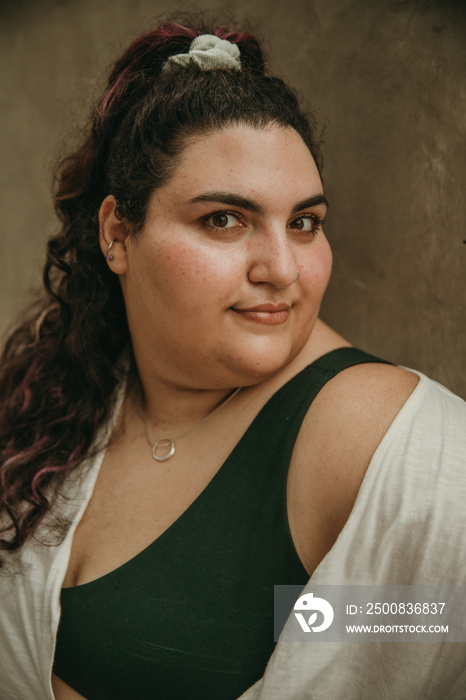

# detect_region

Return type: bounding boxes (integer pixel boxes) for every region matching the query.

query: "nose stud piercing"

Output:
[104,239,116,261]
[294,270,300,282]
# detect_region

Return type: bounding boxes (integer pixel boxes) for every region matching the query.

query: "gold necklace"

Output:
[141,387,241,462]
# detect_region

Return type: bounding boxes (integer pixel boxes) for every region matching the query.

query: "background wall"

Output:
[1,0,465,396]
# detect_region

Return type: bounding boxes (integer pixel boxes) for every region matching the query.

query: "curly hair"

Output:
[0,16,323,564]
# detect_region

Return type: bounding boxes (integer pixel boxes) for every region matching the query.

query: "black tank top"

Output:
[53,348,389,699]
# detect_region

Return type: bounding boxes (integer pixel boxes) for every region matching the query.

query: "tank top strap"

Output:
[309,346,392,373]
[235,346,393,482]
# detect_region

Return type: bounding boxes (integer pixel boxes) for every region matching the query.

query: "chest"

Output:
[55,410,317,698]
[63,362,370,588]
[65,432,305,582]
[63,419,355,595]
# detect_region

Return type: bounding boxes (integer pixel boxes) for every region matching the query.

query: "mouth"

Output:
[230,303,291,325]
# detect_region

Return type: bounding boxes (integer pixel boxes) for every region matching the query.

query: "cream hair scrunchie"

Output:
[162,34,241,73]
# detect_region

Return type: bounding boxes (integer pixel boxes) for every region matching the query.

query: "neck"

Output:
[128,371,239,434]
[126,317,342,431]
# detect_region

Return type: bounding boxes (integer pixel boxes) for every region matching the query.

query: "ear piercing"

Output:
[104,239,116,261]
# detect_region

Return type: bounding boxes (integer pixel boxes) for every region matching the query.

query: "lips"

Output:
[231,303,291,325]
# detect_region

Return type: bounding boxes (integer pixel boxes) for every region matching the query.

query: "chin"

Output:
[225,343,303,384]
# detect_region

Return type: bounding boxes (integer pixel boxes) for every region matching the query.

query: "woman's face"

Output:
[119,124,332,389]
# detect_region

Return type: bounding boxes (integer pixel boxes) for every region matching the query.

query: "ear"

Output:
[99,195,129,275]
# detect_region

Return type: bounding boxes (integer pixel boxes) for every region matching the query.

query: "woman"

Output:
[0,18,465,700]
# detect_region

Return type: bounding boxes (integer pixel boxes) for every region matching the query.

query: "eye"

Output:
[289,214,324,234]
[203,211,241,229]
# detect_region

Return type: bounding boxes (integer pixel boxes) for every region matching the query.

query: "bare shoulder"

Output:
[311,361,420,430]
[287,362,420,574]
[299,321,420,428]
[303,362,420,476]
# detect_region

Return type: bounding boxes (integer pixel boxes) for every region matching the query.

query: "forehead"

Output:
[160,124,322,203]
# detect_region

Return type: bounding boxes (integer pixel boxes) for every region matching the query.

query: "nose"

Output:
[247,227,299,289]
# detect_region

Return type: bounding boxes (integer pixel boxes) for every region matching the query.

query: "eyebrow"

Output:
[291,195,329,214]
[187,191,328,215]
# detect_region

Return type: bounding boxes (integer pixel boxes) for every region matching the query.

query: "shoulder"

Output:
[304,360,466,488]
[287,361,421,571]
[291,358,466,559]
[295,323,422,441]
[312,362,466,467]
[288,360,466,576]
[304,361,421,459]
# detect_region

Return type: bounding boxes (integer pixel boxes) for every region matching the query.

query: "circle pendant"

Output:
[151,437,176,462]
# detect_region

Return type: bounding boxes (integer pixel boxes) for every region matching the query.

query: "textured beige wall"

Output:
[1,0,465,396]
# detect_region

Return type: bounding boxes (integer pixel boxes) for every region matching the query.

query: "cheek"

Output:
[301,237,333,293]
[141,237,242,307]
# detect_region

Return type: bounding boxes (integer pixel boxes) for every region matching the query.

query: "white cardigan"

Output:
[1,372,466,700]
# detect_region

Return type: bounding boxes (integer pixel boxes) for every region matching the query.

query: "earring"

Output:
[104,239,116,261]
